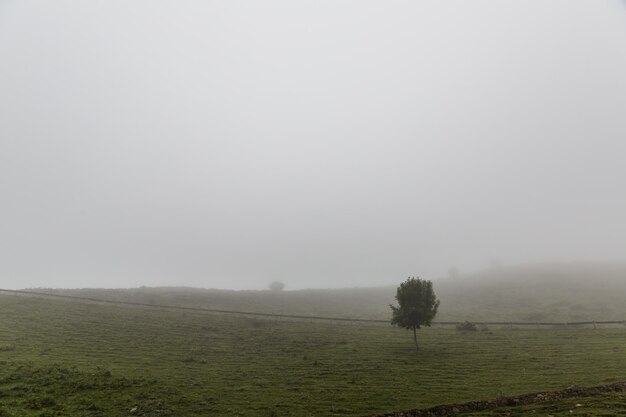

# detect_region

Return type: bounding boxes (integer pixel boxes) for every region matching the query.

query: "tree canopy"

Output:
[390,277,440,350]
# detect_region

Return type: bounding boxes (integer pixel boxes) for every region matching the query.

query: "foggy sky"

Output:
[1,1,626,290]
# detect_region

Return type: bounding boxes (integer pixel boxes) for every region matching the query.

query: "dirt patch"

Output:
[370,381,626,416]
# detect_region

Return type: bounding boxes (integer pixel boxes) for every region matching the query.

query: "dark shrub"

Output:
[456,321,478,331]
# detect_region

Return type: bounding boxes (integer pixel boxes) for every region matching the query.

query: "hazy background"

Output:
[1,1,625,290]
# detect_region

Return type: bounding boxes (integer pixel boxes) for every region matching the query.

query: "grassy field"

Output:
[1,293,626,416]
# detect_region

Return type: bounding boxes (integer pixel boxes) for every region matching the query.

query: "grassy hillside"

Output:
[34,262,626,322]
[438,262,626,322]
[1,293,626,416]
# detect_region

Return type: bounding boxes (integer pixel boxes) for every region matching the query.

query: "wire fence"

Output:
[1,288,624,328]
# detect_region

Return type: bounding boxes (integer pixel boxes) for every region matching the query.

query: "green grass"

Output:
[1,294,626,416]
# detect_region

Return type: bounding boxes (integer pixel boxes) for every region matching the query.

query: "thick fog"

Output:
[1,1,625,289]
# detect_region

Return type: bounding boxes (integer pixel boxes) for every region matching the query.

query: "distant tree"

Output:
[448,266,460,279]
[268,281,285,291]
[489,258,502,269]
[390,277,440,351]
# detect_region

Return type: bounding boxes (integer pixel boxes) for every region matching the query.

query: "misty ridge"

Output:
[33,262,626,322]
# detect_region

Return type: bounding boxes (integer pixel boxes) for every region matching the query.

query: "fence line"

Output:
[0,288,624,327]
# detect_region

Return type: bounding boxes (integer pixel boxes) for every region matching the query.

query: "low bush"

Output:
[456,321,478,332]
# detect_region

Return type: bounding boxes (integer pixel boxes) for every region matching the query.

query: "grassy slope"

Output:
[1,294,626,417]
[36,262,626,322]
[439,262,626,322]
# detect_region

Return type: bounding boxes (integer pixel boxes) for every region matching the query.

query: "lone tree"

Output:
[390,277,440,351]
[268,281,285,291]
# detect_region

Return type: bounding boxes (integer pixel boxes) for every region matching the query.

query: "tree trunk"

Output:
[412,325,418,351]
